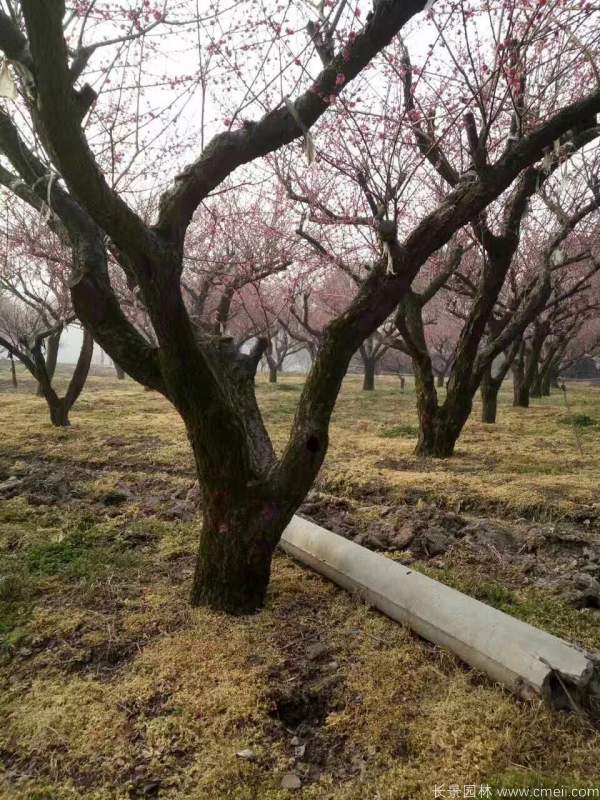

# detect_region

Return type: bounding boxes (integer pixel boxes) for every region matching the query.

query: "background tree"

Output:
[0,205,93,425]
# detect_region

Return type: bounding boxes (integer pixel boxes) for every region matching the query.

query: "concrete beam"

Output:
[280,515,600,710]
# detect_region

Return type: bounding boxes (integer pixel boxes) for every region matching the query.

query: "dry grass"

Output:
[0,365,599,799]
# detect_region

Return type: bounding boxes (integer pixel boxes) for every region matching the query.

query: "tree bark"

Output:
[513,376,530,408]
[114,363,125,380]
[512,342,529,408]
[36,328,94,427]
[47,397,70,426]
[530,365,542,398]
[182,342,287,613]
[396,292,468,458]
[36,329,61,396]
[190,495,279,613]
[415,395,472,458]
[541,371,551,396]
[268,364,278,383]
[362,357,376,391]
[480,366,500,424]
[436,373,445,388]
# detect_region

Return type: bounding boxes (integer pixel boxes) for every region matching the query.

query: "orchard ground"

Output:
[1,365,600,800]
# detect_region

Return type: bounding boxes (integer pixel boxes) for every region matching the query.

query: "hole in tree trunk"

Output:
[306,435,319,453]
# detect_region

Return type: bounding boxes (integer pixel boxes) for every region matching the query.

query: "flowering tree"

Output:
[534,281,600,395]
[387,2,600,454]
[0,203,93,424]
[0,0,599,612]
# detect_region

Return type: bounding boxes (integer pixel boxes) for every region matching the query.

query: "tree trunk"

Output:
[480,367,500,424]
[48,397,70,427]
[182,347,286,613]
[114,363,125,380]
[38,329,94,428]
[396,292,467,458]
[512,347,530,408]
[268,364,278,383]
[513,378,530,408]
[411,348,469,458]
[37,330,61,397]
[530,366,542,398]
[9,353,17,389]
[190,495,280,613]
[436,373,445,388]
[362,358,376,391]
[415,398,471,458]
[541,371,551,396]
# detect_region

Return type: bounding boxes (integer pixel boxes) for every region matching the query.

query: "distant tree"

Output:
[0,294,92,426]
[0,207,93,424]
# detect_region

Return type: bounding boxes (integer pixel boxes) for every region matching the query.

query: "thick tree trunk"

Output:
[114,363,125,380]
[158,335,288,614]
[184,375,286,612]
[268,364,278,383]
[362,358,376,391]
[480,368,500,424]
[48,397,70,427]
[415,398,471,458]
[190,496,280,613]
[37,330,61,397]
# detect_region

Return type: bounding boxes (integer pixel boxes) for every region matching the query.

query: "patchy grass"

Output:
[0,366,599,799]
[558,413,599,429]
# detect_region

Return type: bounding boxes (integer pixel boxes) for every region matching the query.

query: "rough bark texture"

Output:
[478,345,517,424]
[190,498,279,613]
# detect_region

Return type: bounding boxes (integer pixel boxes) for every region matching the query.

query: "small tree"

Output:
[0,207,93,425]
[0,294,93,426]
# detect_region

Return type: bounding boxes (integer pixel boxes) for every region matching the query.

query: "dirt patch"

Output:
[299,491,600,610]
[0,458,80,506]
[258,595,368,787]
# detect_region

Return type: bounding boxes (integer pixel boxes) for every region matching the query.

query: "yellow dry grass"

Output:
[0,366,599,799]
